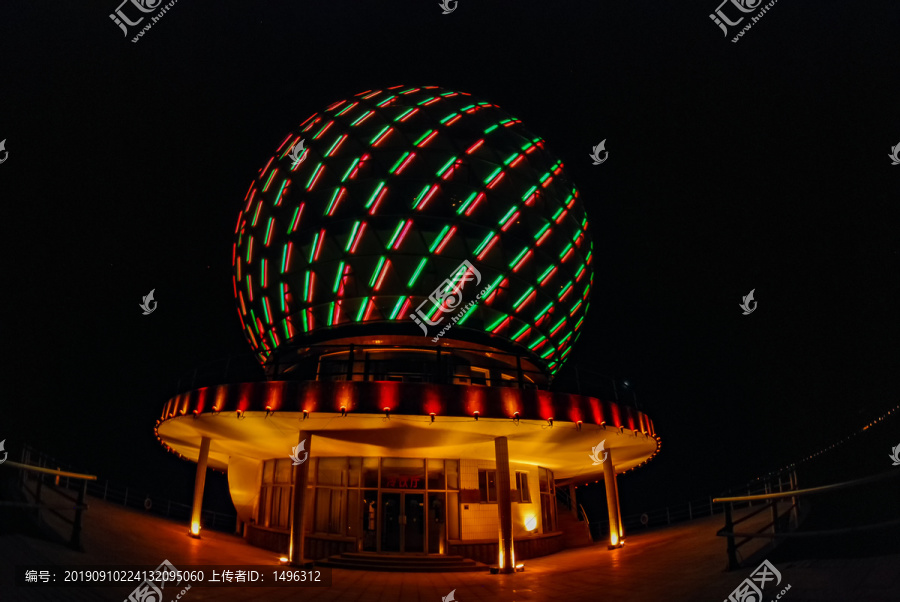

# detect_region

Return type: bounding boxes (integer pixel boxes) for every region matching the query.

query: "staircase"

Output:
[317,552,487,572]
[557,509,594,548]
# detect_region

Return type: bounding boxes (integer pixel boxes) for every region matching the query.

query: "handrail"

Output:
[1,460,97,481]
[716,468,899,570]
[169,343,643,405]
[713,469,899,503]
[729,500,772,527]
[719,518,900,539]
[10,445,237,544]
[4,458,93,549]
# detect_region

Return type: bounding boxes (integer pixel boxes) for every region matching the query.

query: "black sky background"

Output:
[2,1,898,517]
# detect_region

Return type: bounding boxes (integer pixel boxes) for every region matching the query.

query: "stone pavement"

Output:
[1,494,898,602]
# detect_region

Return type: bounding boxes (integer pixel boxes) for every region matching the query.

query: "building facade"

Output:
[155,85,659,568]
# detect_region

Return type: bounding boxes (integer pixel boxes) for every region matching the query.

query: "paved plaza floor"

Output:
[1,495,898,601]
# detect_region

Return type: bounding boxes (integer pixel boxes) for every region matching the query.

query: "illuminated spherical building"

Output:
[156,86,659,568]
[234,84,591,378]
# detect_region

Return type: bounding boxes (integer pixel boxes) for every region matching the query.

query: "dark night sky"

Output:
[3,1,898,516]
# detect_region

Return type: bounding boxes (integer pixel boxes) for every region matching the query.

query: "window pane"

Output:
[446,460,459,490]
[487,471,496,502]
[257,487,268,525]
[318,457,347,486]
[315,489,331,533]
[471,367,490,386]
[271,488,281,529]
[362,457,379,488]
[330,489,343,534]
[478,471,487,502]
[276,487,291,529]
[539,467,549,492]
[541,493,553,532]
[427,458,445,490]
[381,458,424,489]
[262,460,274,484]
[275,459,293,483]
[447,492,460,539]
[520,473,531,503]
[346,490,360,538]
[348,457,361,487]
[362,490,378,551]
[428,492,445,553]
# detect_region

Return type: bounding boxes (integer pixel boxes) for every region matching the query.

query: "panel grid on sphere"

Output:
[233,85,594,377]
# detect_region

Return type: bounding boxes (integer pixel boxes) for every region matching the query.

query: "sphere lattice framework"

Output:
[233,85,594,376]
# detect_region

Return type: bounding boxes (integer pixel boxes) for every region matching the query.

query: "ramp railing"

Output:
[0,457,97,550]
[713,469,900,570]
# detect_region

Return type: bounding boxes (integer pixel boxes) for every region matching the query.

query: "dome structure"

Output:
[158,86,658,562]
[233,85,593,381]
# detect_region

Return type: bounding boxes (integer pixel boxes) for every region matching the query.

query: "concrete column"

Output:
[288,431,312,565]
[190,436,211,537]
[495,436,514,573]
[603,447,624,548]
[614,463,624,540]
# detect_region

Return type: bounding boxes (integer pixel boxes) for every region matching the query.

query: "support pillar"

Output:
[603,447,624,548]
[288,431,312,566]
[189,436,211,537]
[614,463,623,538]
[495,436,515,573]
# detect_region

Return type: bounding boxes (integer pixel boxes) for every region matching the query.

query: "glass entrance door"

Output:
[403,493,424,553]
[381,492,401,552]
[380,492,425,553]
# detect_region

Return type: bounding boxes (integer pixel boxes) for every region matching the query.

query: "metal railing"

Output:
[1,457,96,549]
[555,485,594,542]
[80,479,237,532]
[171,344,645,413]
[172,343,551,395]
[568,469,793,539]
[622,494,724,531]
[4,446,237,537]
[713,469,900,570]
